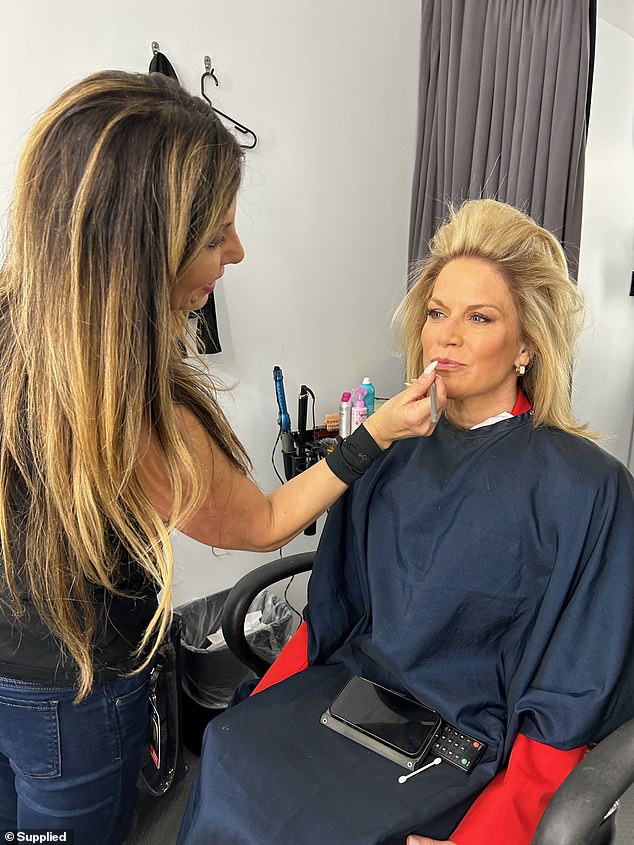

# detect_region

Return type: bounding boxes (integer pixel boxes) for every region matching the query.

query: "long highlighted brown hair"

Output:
[0,71,250,699]
[394,199,592,439]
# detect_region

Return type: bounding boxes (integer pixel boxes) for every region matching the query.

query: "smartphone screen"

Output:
[329,677,441,757]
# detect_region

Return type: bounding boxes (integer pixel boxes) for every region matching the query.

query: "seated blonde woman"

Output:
[177,199,634,845]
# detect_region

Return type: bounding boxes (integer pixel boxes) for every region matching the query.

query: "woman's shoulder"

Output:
[530,425,633,491]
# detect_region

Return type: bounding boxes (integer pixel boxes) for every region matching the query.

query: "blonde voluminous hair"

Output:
[394,199,592,438]
[0,71,250,699]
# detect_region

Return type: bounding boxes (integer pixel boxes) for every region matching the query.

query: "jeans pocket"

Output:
[0,695,60,777]
[113,672,151,708]
[112,672,151,762]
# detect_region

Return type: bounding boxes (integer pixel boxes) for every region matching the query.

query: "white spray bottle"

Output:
[339,391,352,438]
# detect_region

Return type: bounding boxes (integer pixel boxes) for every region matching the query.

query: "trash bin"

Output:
[175,588,294,754]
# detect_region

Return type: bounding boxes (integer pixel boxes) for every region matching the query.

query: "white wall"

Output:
[573,14,634,471]
[0,1,422,607]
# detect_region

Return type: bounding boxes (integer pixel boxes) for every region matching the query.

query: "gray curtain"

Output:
[409,0,593,274]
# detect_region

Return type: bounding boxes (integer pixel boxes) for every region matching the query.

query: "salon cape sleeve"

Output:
[452,459,634,844]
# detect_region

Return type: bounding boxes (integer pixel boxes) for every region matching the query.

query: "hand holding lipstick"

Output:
[363,360,446,450]
[405,360,442,421]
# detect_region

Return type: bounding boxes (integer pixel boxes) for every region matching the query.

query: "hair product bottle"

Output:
[361,377,375,415]
[339,392,352,438]
[350,386,368,431]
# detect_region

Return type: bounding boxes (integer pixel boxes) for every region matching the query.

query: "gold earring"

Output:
[515,365,526,376]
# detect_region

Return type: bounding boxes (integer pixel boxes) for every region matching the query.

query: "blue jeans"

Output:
[0,667,152,844]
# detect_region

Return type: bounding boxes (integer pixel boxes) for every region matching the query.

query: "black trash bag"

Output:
[175,589,294,754]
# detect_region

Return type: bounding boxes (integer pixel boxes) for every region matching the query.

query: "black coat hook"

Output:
[200,56,257,150]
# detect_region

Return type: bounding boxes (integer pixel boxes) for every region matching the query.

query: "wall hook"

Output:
[203,55,219,87]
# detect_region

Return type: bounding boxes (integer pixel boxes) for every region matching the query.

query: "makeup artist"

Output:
[0,70,443,843]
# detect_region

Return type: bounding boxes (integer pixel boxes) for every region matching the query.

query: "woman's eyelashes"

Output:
[426,308,444,320]
[425,308,491,324]
[207,235,226,249]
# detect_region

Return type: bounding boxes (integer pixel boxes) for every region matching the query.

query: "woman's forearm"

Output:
[141,372,446,552]
[253,456,350,551]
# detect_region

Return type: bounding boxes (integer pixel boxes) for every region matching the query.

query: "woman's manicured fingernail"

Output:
[423,360,438,375]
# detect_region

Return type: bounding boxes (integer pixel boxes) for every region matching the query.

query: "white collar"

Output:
[470,411,514,430]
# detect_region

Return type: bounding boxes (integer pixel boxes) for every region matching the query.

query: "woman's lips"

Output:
[202,272,223,295]
[434,358,466,371]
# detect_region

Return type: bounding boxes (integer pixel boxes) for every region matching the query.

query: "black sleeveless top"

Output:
[0,468,158,687]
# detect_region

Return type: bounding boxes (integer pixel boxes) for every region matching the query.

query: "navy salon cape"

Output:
[178,413,634,845]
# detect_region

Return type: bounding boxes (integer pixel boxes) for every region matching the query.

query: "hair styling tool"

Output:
[273,366,295,480]
[297,385,309,448]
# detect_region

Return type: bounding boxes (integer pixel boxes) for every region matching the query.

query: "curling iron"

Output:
[273,366,295,480]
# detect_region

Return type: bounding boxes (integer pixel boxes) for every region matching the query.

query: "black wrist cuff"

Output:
[325,424,384,485]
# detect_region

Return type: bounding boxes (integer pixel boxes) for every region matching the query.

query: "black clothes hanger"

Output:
[200,56,258,150]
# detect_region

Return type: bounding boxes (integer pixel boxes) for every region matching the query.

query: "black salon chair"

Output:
[221,552,634,845]
[222,552,315,677]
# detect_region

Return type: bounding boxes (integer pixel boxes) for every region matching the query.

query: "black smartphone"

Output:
[321,676,441,769]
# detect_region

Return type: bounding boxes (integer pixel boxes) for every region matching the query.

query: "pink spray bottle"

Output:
[350,386,368,431]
